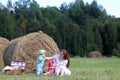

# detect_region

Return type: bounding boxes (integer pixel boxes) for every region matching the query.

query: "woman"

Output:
[46,49,71,76]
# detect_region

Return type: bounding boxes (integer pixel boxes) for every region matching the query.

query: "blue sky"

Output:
[0,0,120,18]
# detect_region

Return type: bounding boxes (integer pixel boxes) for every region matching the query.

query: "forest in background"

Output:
[0,0,120,57]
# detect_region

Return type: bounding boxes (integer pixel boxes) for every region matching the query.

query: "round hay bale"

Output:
[88,51,102,58]
[0,37,9,66]
[3,31,60,73]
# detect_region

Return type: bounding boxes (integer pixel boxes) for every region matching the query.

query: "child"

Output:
[44,59,56,75]
[36,49,46,75]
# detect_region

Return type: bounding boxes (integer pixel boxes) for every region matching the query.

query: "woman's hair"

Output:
[61,49,70,67]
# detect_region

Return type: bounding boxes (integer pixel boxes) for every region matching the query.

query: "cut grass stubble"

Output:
[0,58,120,80]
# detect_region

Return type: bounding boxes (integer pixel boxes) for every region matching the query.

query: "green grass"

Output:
[0,58,120,80]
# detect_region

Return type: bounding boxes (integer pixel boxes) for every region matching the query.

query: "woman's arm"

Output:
[45,57,53,60]
[58,63,67,67]
[45,54,58,60]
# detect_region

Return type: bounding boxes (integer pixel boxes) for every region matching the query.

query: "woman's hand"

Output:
[57,63,67,67]
[56,64,59,66]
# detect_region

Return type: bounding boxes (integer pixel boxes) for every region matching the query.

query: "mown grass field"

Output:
[0,58,120,80]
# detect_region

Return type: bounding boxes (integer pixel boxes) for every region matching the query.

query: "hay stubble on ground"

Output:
[0,58,120,80]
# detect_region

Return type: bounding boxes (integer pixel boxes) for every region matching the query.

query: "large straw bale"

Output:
[0,37,9,66]
[3,31,60,73]
[88,51,102,58]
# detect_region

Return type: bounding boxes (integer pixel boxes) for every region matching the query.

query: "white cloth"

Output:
[2,66,14,73]
[2,66,21,73]
[53,54,71,75]
[64,67,71,76]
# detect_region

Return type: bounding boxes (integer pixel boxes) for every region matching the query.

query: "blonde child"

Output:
[36,49,46,75]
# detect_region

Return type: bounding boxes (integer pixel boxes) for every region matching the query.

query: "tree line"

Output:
[0,0,120,57]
